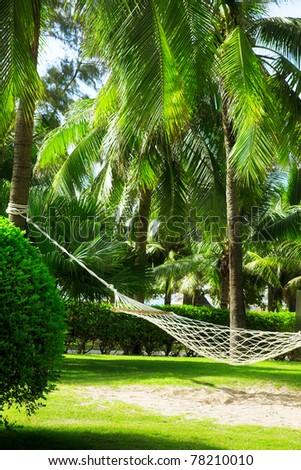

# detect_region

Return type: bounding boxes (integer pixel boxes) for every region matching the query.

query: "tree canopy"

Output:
[1,0,301,319]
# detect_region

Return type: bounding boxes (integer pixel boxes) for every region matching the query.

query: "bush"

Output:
[246,310,295,332]
[65,302,117,354]
[157,304,295,331]
[0,217,66,423]
[65,301,174,356]
[65,302,296,357]
[156,304,230,325]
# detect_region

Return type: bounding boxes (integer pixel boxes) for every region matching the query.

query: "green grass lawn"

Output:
[1,354,301,450]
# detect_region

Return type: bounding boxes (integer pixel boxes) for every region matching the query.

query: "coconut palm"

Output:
[36,81,230,306]
[27,1,301,326]
[1,0,102,230]
[1,0,43,230]
[73,0,301,329]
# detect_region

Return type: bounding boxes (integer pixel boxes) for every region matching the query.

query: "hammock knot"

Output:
[108,284,118,295]
[6,203,29,216]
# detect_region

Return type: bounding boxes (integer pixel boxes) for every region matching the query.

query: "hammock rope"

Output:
[6,206,301,365]
[112,291,301,365]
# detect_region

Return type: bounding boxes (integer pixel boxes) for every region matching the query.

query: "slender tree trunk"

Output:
[183,293,193,305]
[268,284,276,312]
[134,187,152,302]
[8,0,41,230]
[222,97,246,329]
[287,295,296,313]
[268,284,283,312]
[164,279,172,305]
[9,103,34,230]
[193,290,212,307]
[285,288,296,313]
[220,246,229,309]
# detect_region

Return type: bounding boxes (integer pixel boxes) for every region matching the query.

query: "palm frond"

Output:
[265,56,301,163]
[91,78,119,127]
[0,0,40,100]
[128,155,158,192]
[255,17,301,68]
[156,153,188,220]
[154,255,202,279]
[259,207,301,241]
[272,54,301,97]
[285,275,301,290]
[220,26,278,186]
[79,0,216,139]
[36,99,95,168]
[280,240,301,263]
[184,126,223,198]
[286,164,301,206]
[51,126,105,194]
[113,0,188,137]
[230,121,277,187]
[245,252,282,287]
[0,88,15,140]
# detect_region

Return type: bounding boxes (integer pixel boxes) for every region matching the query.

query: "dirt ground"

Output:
[81,384,301,429]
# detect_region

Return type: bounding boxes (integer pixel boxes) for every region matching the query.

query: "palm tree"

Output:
[36,83,230,306]
[1,0,43,230]
[1,0,102,230]
[74,0,301,329]
[23,0,299,330]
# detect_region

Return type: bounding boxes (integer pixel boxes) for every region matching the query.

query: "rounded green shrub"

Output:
[0,217,65,422]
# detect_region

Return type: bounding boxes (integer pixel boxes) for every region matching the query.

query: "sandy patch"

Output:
[81,385,301,429]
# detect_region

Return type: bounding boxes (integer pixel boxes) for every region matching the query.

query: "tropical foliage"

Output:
[1,0,301,322]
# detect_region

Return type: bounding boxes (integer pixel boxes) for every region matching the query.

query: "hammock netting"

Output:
[112,292,301,365]
[7,206,301,366]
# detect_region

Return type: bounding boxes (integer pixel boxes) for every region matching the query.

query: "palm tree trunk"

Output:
[8,0,41,231]
[164,279,172,305]
[268,284,283,312]
[134,187,152,302]
[183,293,193,305]
[9,103,34,230]
[268,284,276,311]
[222,98,246,329]
[287,294,296,313]
[192,290,212,307]
[220,246,229,309]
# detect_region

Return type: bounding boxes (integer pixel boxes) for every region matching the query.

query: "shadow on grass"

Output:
[2,356,301,451]
[1,420,300,451]
[61,355,301,389]
[0,427,221,451]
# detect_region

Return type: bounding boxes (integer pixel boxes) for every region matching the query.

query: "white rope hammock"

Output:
[112,294,301,365]
[6,205,301,365]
